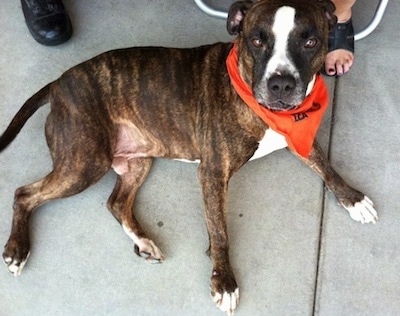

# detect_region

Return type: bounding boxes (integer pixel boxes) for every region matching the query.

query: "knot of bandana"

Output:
[226,43,329,158]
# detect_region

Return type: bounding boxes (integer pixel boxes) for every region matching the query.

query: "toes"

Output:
[334,60,351,76]
[3,251,30,276]
[335,61,345,76]
[3,238,31,276]
[134,239,165,264]
[324,61,336,76]
[345,196,378,224]
[122,224,165,264]
[211,268,239,315]
[324,49,354,76]
[212,288,239,315]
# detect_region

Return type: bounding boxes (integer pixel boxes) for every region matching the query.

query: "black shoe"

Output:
[21,0,72,46]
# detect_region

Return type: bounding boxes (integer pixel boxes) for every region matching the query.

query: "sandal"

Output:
[328,18,355,53]
[322,18,355,76]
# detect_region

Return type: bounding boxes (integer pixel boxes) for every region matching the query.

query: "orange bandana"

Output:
[226,43,329,158]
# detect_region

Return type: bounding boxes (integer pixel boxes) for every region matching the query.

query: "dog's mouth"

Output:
[262,100,300,112]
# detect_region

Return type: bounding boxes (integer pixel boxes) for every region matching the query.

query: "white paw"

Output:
[212,288,239,316]
[3,252,30,276]
[122,224,165,263]
[135,239,165,264]
[344,196,378,224]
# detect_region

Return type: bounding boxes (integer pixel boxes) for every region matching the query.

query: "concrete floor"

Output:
[0,0,398,315]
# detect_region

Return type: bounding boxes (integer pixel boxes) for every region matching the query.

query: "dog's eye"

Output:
[251,38,263,48]
[304,37,318,48]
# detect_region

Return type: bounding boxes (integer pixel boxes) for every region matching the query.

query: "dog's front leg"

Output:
[294,141,378,224]
[198,163,239,315]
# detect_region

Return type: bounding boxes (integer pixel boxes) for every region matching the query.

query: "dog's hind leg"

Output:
[2,158,110,276]
[107,157,164,264]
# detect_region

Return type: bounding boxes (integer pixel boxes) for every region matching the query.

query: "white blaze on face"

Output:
[264,6,297,79]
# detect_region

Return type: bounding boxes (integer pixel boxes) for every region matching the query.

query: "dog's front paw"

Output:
[210,269,239,315]
[212,288,239,316]
[134,238,165,264]
[343,196,378,224]
[3,238,30,276]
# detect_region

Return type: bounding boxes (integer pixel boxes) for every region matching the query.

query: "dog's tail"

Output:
[0,83,51,152]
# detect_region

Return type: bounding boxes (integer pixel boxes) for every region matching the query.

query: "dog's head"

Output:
[227,0,336,111]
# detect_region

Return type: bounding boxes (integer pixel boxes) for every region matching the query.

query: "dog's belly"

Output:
[175,128,287,164]
[111,123,287,170]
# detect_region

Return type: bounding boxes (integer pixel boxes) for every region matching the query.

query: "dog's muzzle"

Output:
[267,74,298,110]
[255,73,305,111]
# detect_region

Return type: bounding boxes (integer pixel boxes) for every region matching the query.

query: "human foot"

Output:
[324,18,354,76]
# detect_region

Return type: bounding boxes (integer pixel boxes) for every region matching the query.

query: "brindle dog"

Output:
[1,0,377,314]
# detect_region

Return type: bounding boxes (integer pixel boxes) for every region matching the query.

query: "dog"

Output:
[1,0,377,314]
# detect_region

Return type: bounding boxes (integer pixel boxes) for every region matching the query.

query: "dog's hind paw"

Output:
[4,253,29,276]
[122,224,165,263]
[344,196,378,224]
[3,244,30,277]
[134,239,165,264]
[3,237,31,276]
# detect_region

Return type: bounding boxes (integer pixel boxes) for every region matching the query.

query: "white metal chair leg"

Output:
[354,0,389,40]
[194,0,389,41]
[194,0,228,19]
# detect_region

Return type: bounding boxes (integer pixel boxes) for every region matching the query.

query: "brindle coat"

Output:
[1,1,377,314]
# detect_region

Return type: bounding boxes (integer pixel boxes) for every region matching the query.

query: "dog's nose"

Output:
[267,74,296,99]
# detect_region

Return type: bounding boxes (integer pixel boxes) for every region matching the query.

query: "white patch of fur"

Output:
[122,224,140,244]
[122,224,165,263]
[5,251,30,276]
[250,129,287,160]
[306,75,316,96]
[212,288,239,316]
[174,158,200,163]
[264,6,297,79]
[343,196,378,224]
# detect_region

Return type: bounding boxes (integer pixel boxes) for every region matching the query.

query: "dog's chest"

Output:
[249,128,287,160]
[176,128,287,164]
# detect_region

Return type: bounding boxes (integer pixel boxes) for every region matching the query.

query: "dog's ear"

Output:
[318,0,338,29]
[227,1,255,35]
